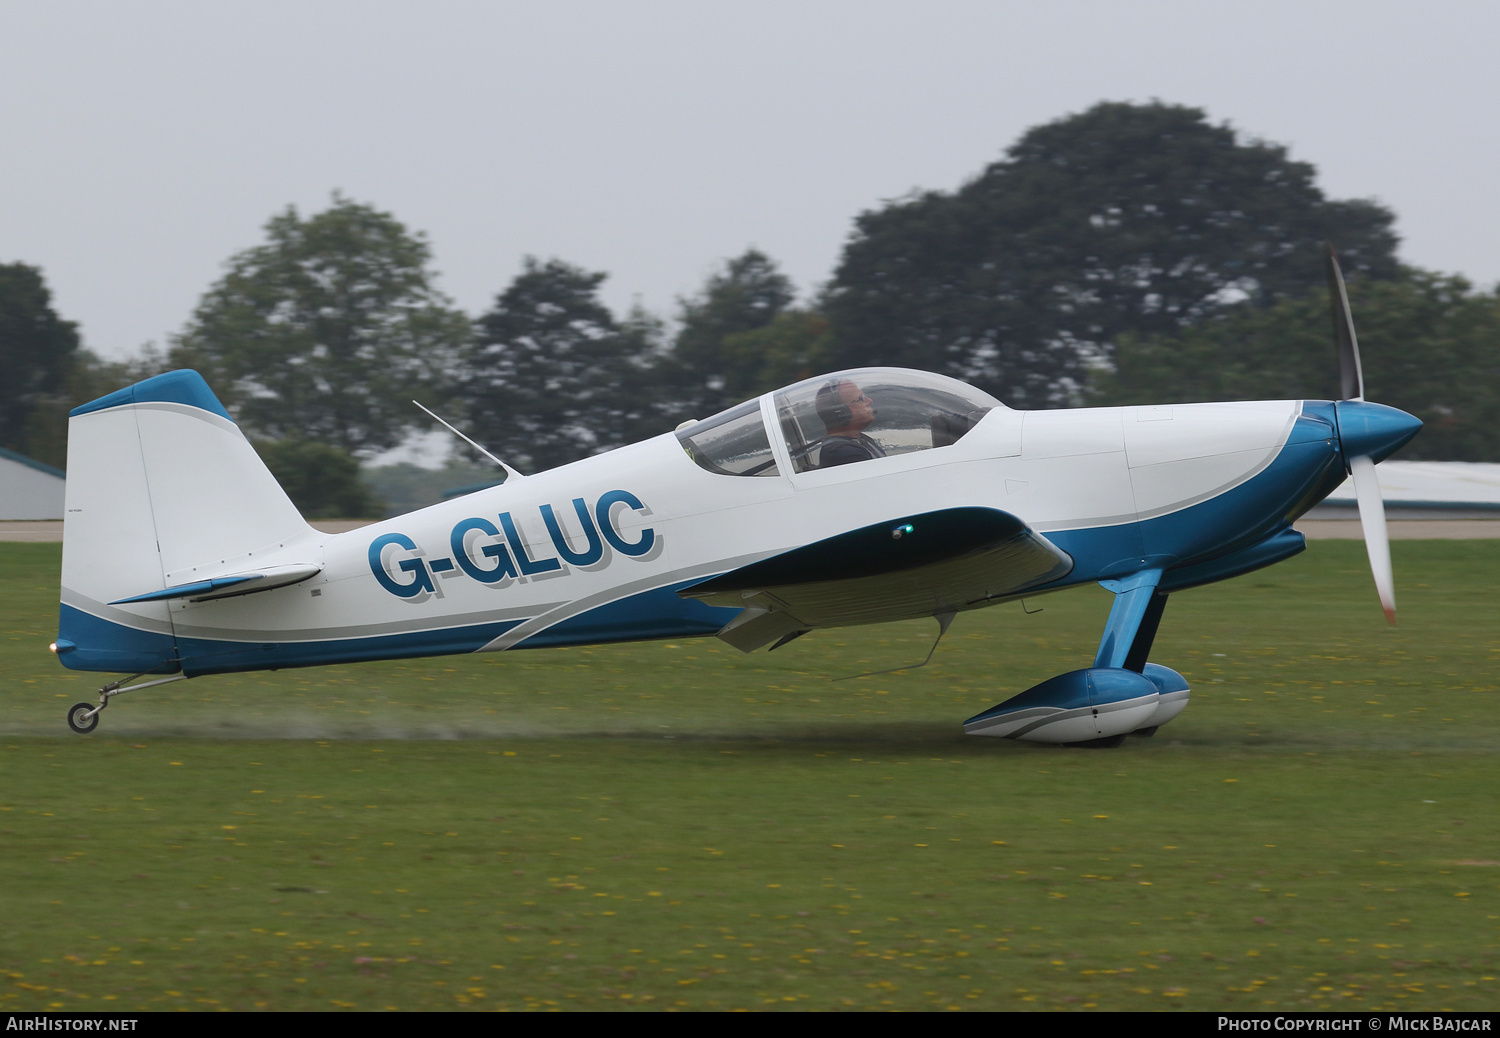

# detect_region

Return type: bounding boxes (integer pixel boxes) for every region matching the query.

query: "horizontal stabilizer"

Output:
[109,564,322,605]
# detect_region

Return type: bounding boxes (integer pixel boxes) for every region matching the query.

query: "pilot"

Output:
[815,379,887,467]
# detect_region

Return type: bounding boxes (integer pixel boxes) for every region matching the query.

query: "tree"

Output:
[363,458,502,518]
[823,101,1402,407]
[461,258,666,473]
[1094,269,1500,460]
[670,249,797,416]
[21,346,172,470]
[252,438,383,519]
[171,194,470,456]
[714,309,837,402]
[0,264,81,459]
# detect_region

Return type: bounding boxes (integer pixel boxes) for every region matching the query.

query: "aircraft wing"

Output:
[678,507,1073,652]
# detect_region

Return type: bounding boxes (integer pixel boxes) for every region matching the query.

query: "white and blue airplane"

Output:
[53,248,1421,745]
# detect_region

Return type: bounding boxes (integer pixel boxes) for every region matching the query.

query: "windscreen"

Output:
[675,400,781,477]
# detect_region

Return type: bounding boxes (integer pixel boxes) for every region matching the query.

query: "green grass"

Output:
[2,541,1498,1011]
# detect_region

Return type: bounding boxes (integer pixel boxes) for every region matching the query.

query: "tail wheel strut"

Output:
[64,672,187,734]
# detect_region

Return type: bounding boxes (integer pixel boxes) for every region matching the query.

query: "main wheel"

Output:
[1067,734,1126,749]
[67,703,99,734]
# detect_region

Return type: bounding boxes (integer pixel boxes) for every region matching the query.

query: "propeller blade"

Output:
[1324,243,1365,401]
[1349,453,1395,625]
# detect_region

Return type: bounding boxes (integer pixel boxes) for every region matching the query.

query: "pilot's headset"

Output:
[815,379,854,430]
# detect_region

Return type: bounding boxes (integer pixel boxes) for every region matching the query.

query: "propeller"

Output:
[1324,244,1396,624]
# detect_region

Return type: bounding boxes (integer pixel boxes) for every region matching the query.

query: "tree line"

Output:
[4,102,1496,516]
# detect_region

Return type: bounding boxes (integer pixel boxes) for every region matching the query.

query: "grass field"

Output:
[2,540,1498,1011]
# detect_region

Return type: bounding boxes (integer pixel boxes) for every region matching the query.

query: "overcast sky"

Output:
[3,0,1497,361]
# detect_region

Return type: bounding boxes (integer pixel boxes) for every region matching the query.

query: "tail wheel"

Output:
[67,703,99,734]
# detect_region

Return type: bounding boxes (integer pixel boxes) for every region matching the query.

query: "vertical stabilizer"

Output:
[57,370,315,673]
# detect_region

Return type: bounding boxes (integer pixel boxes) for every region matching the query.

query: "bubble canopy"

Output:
[676,368,1004,477]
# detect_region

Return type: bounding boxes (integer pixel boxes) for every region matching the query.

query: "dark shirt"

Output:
[819,434,887,468]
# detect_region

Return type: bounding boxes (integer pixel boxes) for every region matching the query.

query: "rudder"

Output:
[56,370,315,673]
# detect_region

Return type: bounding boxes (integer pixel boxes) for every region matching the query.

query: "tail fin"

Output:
[56,370,315,673]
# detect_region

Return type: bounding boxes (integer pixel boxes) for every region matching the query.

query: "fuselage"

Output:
[92,394,1346,677]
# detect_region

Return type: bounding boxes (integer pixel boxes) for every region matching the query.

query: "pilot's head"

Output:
[815,379,875,435]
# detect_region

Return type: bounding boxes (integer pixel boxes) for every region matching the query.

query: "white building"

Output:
[0,448,66,520]
[1313,460,1500,518]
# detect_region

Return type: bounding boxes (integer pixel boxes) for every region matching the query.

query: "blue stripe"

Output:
[175,619,527,677]
[60,583,735,677]
[512,584,738,650]
[1040,423,1343,586]
[167,581,734,672]
[57,604,180,674]
[70,370,234,422]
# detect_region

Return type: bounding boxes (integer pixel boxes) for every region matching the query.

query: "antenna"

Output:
[412,400,525,482]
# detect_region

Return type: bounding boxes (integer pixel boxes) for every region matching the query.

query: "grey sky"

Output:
[3,0,1497,361]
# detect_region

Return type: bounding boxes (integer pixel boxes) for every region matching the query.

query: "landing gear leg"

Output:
[64,672,187,734]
